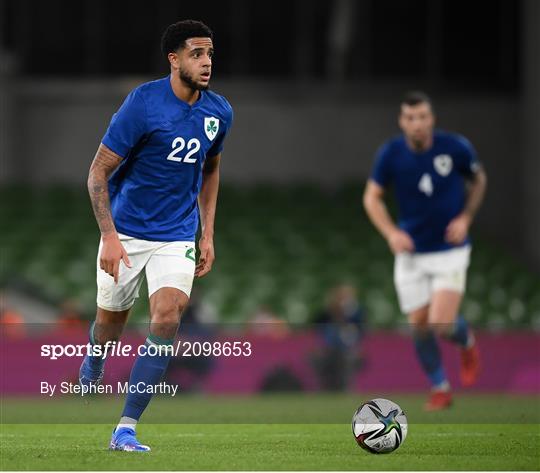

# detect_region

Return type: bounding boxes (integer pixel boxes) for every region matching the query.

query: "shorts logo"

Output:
[185,247,196,262]
[433,154,453,176]
[204,117,219,141]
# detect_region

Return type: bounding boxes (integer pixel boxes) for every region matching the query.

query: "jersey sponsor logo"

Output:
[433,154,453,176]
[204,117,219,141]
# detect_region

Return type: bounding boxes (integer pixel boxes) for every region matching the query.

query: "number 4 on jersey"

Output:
[418,173,433,196]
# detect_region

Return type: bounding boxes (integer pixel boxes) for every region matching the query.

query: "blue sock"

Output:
[414,331,447,388]
[121,334,174,421]
[87,321,107,372]
[445,315,471,348]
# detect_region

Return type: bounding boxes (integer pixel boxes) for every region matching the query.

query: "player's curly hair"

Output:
[161,20,213,58]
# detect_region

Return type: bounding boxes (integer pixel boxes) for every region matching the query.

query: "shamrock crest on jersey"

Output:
[204,117,219,140]
[433,154,453,176]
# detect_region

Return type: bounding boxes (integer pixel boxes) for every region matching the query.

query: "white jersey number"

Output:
[166,137,201,163]
[418,173,433,196]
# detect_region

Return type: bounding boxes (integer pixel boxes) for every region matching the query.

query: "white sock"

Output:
[116,416,137,432]
[433,380,450,392]
[466,331,475,349]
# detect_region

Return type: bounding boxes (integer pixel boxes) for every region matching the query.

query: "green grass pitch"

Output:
[1,394,539,470]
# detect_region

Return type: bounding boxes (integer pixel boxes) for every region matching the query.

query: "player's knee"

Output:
[151,301,182,327]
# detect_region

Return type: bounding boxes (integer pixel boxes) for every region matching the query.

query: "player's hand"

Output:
[195,235,215,278]
[387,229,415,254]
[445,213,471,245]
[100,232,132,284]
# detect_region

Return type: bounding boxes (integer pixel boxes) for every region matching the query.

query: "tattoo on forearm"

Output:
[88,145,123,235]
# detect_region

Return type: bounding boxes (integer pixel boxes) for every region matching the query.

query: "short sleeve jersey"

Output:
[370,130,480,253]
[101,76,233,241]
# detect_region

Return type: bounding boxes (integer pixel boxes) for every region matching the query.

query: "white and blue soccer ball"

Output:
[352,398,408,454]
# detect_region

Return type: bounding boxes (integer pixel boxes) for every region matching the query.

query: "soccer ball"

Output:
[352,398,408,454]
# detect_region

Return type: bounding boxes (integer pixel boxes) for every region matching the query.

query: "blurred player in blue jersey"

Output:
[363,92,487,411]
[78,20,233,450]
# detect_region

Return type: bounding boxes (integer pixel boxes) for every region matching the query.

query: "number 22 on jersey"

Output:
[166,137,201,163]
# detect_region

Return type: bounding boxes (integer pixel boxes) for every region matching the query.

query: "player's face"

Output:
[172,37,214,91]
[399,102,435,150]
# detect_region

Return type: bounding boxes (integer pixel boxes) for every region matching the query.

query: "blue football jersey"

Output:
[101,76,233,242]
[370,130,480,253]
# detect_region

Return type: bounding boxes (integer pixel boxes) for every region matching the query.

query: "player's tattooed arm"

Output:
[87,144,123,236]
[88,144,131,282]
[196,153,221,277]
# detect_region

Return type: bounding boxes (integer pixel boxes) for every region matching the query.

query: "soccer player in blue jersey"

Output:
[78,20,233,450]
[363,92,487,411]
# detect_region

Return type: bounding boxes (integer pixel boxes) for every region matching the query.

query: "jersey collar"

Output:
[167,75,205,109]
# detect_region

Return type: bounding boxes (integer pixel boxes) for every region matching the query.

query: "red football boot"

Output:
[424,390,453,411]
[460,343,480,387]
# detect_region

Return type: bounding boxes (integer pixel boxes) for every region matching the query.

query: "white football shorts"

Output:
[393,245,471,314]
[96,233,196,312]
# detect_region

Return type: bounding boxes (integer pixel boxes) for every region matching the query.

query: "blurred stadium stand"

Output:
[0,0,522,87]
[1,184,538,328]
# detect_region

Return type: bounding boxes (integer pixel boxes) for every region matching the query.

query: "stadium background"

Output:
[0,1,539,467]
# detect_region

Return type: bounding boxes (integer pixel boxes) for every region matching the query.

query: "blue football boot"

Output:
[109,427,151,452]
